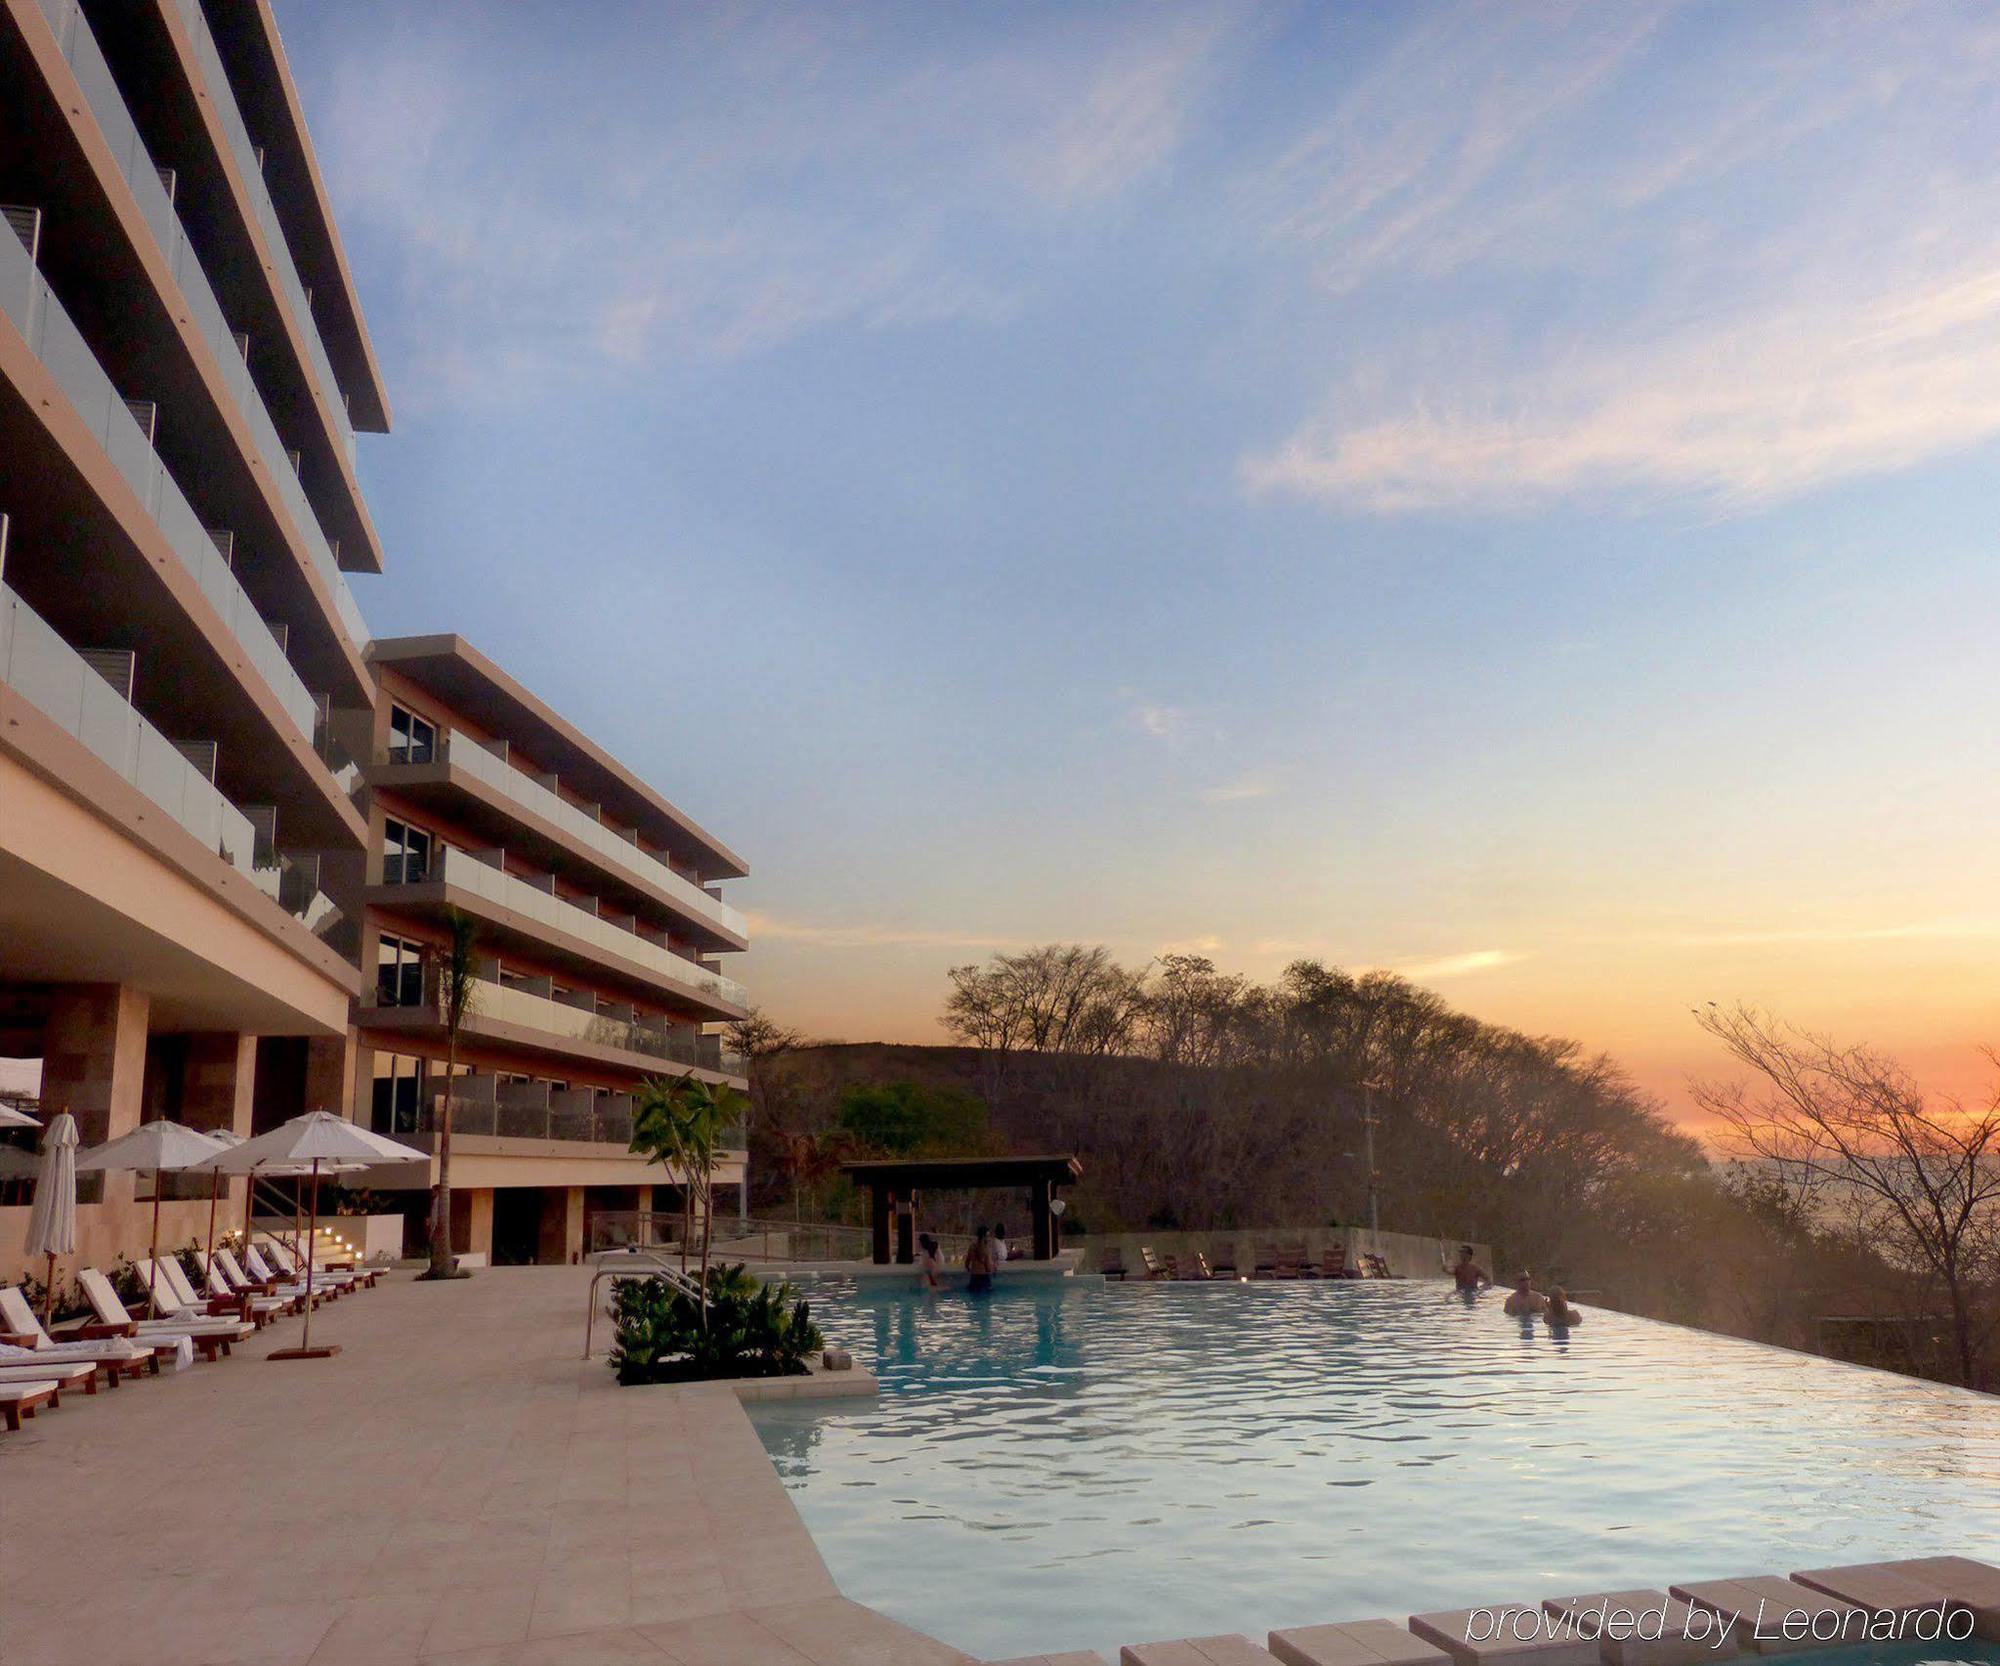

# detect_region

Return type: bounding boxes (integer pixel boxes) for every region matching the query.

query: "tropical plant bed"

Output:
[610,1263,825,1387]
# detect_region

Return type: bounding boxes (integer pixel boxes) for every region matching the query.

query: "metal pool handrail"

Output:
[582,1250,705,1360]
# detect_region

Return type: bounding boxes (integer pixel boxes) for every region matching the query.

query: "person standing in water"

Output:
[964,1226,996,1294]
[1503,1271,1548,1317]
[1448,1245,1488,1291]
[915,1232,945,1292]
[1544,1286,1583,1329]
[991,1223,1011,1269]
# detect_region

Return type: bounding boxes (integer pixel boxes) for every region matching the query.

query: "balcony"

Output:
[1,581,334,933]
[382,733,747,945]
[383,846,748,1016]
[23,0,367,644]
[379,1078,636,1146]
[361,975,729,1076]
[1,215,317,742]
[161,0,360,469]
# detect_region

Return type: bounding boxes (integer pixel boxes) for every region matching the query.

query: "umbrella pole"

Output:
[204,1168,221,1286]
[146,1175,162,1318]
[42,1251,56,1328]
[272,1157,336,1361]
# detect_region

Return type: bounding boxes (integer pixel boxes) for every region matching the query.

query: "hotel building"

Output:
[343,636,750,1266]
[0,0,389,1270]
[0,0,748,1279]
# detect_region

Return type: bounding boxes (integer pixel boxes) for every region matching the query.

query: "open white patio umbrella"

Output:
[24,1112,78,1324]
[76,1121,229,1317]
[196,1113,425,1360]
[0,1103,42,1128]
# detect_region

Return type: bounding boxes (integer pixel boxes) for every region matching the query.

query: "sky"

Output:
[270,0,2000,1124]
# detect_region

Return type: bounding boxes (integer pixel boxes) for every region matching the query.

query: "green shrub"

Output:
[610,1263,825,1386]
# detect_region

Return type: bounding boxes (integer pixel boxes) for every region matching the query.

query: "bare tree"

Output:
[944,945,1149,1060]
[1691,1003,2000,1388]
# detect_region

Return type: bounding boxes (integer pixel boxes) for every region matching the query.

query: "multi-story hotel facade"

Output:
[342,635,749,1266]
[0,0,390,1272]
[0,0,748,1279]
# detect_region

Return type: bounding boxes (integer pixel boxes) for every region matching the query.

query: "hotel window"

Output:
[371,1051,427,1136]
[376,933,426,1008]
[382,817,433,884]
[387,704,437,764]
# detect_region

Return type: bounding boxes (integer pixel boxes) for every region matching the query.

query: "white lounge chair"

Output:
[75,1268,252,1361]
[216,1247,317,1309]
[0,1357,100,1398]
[1,1380,61,1431]
[203,1258,298,1319]
[255,1239,359,1295]
[5,1285,185,1373]
[146,1258,291,1332]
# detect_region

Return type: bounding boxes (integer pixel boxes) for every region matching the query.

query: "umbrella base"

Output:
[268,1345,341,1361]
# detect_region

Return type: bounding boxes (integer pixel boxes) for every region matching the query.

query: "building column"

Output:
[451,1188,494,1261]
[179,1033,257,1137]
[304,1030,357,1121]
[41,981,150,1167]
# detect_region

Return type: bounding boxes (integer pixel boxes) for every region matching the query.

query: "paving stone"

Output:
[1122,1638,1283,1666]
[1788,1563,1966,1618]
[1540,1588,1738,1666]
[1269,1619,1453,1666]
[1669,1577,1865,1655]
[1408,1606,1599,1666]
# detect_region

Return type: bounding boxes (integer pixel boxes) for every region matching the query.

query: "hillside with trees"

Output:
[733,946,1996,1390]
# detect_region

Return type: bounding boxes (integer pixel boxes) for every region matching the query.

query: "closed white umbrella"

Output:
[23,1112,78,1326]
[0,1103,41,1128]
[196,1113,425,1360]
[76,1121,229,1317]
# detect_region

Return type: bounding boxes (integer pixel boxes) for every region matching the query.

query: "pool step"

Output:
[1081,1556,2000,1666]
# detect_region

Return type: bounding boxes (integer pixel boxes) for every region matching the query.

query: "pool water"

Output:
[748,1280,2000,1661]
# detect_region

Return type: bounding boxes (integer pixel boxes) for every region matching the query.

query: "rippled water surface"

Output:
[749,1280,2000,1660]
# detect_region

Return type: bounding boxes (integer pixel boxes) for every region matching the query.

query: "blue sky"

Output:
[276,0,2000,1114]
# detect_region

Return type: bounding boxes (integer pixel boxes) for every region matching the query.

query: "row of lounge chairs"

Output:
[0,1238,382,1433]
[1099,1242,1394,1281]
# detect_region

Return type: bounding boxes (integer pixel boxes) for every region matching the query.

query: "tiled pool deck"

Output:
[2,1265,1995,1666]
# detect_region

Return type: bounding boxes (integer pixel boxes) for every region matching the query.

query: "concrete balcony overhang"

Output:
[366,877,749,1022]
[0,337,366,851]
[369,755,748,953]
[355,1000,745,1089]
[367,636,749,882]
[0,716,358,1035]
[205,0,392,436]
[144,0,388,572]
[358,1137,747,1195]
[3,1,376,690]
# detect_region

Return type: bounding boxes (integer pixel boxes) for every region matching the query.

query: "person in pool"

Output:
[991,1223,1011,1267]
[964,1225,996,1294]
[1448,1244,1489,1291]
[915,1232,945,1291]
[1502,1271,1548,1317]
[1544,1286,1583,1329]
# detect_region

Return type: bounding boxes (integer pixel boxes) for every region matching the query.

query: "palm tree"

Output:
[631,1072,747,1319]
[421,907,479,1281]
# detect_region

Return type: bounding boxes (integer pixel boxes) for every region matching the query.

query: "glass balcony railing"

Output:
[424,847,749,1010]
[28,0,367,647]
[375,976,723,1069]
[166,0,359,470]
[432,733,749,940]
[2,580,264,888]
[1,216,318,741]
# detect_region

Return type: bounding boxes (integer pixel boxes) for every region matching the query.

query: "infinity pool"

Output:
[748,1279,2000,1661]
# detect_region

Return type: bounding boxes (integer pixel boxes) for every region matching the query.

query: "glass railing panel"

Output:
[2,584,261,882]
[436,848,747,1007]
[2,220,320,739]
[443,734,749,940]
[34,0,368,646]
[168,0,356,466]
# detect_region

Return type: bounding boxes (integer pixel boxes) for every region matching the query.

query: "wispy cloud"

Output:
[1397,949,1527,980]
[746,912,1028,951]
[307,4,1237,405]
[1123,697,1188,739]
[1243,4,2000,514]
[1200,772,1272,804]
